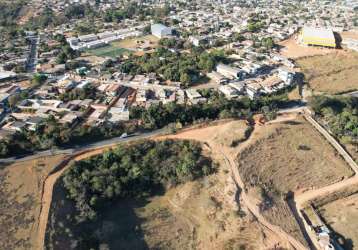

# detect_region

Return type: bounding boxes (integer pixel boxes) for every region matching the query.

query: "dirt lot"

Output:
[296,51,358,94]
[319,192,358,249]
[341,31,358,40]
[237,116,353,243]
[238,116,353,194]
[0,154,66,250]
[46,120,292,250]
[278,36,337,59]
[112,35,159,49]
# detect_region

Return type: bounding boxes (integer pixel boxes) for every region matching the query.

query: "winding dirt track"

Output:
[36,113,358,250]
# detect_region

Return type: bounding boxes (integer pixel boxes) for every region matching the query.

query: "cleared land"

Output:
[46,120,291,250]
[86,35,160,58]
[297,51,358,94]
[86,45,130,58]
[302,184,358,250]
[237,116,353,244]
[278,36,337,59]
[0,154,66,250]
[319,193,358,250]
[112,35,159,49]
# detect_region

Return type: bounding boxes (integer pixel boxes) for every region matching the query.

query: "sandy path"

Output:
[163,120,307,250]
[295,176,358,208]
[36,148,117,249]
[36,162,69,249]
[36,113,358,250]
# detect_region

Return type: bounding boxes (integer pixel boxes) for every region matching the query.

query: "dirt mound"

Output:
[212,120,252,147]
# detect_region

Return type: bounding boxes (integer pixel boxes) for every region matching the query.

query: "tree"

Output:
[8,94,20,109]
[32,74,47,86]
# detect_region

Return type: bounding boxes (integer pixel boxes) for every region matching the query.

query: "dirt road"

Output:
[36,148,121,249]
[36,113,358,250]
[162,119,307,250]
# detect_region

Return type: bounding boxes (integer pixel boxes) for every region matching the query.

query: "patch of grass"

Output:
[0,155,66,250]
[87,44,130,58]
[297,52,358,94]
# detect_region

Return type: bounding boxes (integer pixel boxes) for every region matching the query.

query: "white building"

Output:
[151,24,172,38]
[216,64,243,79]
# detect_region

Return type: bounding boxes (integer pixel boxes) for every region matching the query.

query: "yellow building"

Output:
[300,27,336,48]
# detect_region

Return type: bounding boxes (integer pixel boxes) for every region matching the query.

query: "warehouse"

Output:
[299,27,336,48]
[151,24,172,38]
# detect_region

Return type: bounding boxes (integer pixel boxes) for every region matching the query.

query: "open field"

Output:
[319,193,358,250]
[238,116,353,193]
[46,167,279,250]
[237,116,353,244]
[45,120,291,250]
[296,51,358,94]
[278,36,338,59]
[112,35,159,49]
[0,154,66,250]
[300,183,358,249]
[341,31,358,40]
[86,45,130,58]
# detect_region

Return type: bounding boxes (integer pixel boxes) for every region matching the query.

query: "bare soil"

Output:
[296,51,358,94]
[112,35,159,49]
[238,116,353,193]
[0,154,66,250]
[278,36,338,59]
[319,192,358,249]
[45,120,292,250]
[237,116,353,244]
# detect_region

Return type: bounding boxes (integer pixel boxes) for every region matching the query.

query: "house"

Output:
[228,81,245,93]
[246,84,261,100]
[2,121,27,132]
[207,71,229,84]
[25,116,43,131]
[185,89,207,104]
[78,34,98,42]
[219,85,239,99]
[0,71,16,83]
[278,68,296,85]
[59,113,80,125]
[106,84,123,97]
[107,107,129,122]
[216,64,244,79]
[151,24,172,38]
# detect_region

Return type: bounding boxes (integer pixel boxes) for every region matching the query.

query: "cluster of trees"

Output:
[0,90,291,158]
[52,34,80,64]
[0,0,25,27]
[103,3,170,22]
[120,48,228,87]
[309,95,358,144]
[158,37,185,49]
[59,85,102,102]
[63,139,214,222]
[130,90,288,129]
[0,116,134,157]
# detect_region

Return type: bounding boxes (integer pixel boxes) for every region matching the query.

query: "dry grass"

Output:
[237,116,353,245]
[238,116,353,193]
[112,35,159,49]
[319,192,358,249]
[0,155,66,250]
[212,120,252,147]
[297,51,358,94]
[46,142,281,250]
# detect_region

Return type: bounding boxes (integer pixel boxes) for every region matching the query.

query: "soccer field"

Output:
[87,44,130,58]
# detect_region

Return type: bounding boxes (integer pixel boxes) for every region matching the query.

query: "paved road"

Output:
[26,35,39,73]
[0,103,307,164]
[0,128,167,164]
